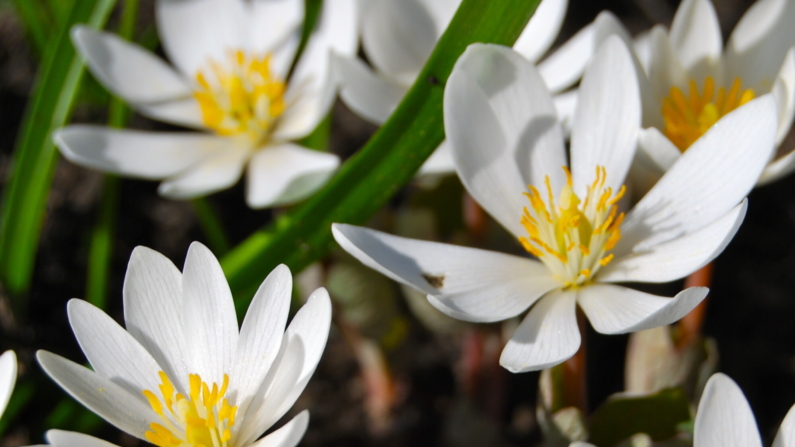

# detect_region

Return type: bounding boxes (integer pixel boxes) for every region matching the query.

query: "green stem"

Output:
[220,0,542,307]
[84,0,138,309]
[192,198,231,255]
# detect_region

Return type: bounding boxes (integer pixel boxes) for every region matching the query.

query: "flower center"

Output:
[194,50,287,144]
[661,76,755,151]
[518,166,625,288]
[143,371,238,447]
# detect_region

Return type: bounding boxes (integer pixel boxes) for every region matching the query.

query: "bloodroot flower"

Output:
[637,0,795,185]
[37,242,331,447]
[332,37,778,372]
[56,0,358,208]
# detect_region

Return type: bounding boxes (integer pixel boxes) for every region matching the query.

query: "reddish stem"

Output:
[562,309,588,411]
[677,262,714,347]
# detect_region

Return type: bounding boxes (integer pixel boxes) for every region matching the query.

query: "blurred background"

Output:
[1,0,795,445]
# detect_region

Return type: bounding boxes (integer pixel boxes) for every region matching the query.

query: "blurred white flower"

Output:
[55,0,358,208]
[37,242,331,447]
[0,350,16,419]
[332,37,778,372]
[574,373,795,447]
[633,0,795,186]
[333,0,631,176]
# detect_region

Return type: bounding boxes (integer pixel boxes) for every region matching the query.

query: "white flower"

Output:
[55,0,358,208]
[633,0,795,186]
[0,350,16,419]
[574,373,795,447]
[37,242,331,447]
[332,0,632,176]
[332,37,778,372]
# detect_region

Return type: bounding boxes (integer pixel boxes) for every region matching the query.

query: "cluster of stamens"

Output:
[519,166,625,288]
[661,76,755,151]
[143,372,238,447]
[194,50,287,144]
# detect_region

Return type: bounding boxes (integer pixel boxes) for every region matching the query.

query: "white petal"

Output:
[553,89,578,137]
[231,265,291,419]
[637,127,681,172]
[771,49,795,146]
[248,0,304,55]
[500,290,580,373]
[599,200,746,284]
[724,0,795,94]
[246,144,338,208]
[333,224,558,322]
[155,0,247,77]
[619,95,778,250]
[36,351,156,439]
[158,143,248,200]
[55,126,218,179]
[72,26,191,104]
[445,44,566,238]
[669,0,722,76]
[760,147,795,185]
[276,0,358,141]
[418,140,455,176]
[334,54,408,125]
[570,35,640,195]
[694,373,763,447]
[773,402,795,447]
[537,11,633,94]
[577,284,708,335]
[645,26,688,129]
[67,299,162,399]
[361,0,438,85]
[0,351,16,418]
[513,0,568,63]
[237,289,331,445]
[46,431,120,447]
[123,246,190,393]
[180,242,238,383]
[247,411,309,447]
[134,97,206,130]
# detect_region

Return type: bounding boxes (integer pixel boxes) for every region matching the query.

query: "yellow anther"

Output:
[193,49,287,143]
[662,76,755,151]
[143,372,237,447]
[519,166,625,287]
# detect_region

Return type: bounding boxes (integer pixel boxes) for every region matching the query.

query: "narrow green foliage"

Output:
[0,0,117,307]
[85,0,138,309]
[221,0,542,304]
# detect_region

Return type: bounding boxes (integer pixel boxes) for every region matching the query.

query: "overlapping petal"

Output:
[246,144,339,209]
[333,224,557,324]
[333,54,408,125]
[158,145,249,200]
[444,43,565,238]
[500,291,580,373]
[577,285,708,334]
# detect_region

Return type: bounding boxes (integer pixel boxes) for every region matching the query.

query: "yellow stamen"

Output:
[194,50,287,144]
[143,372,238,447]
[661,76,755,151]
[519,166,625,288]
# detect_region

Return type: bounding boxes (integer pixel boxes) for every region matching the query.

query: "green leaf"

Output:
[85,0,139,309]
[588,388,692,447]
[0,0,117,307]
[220,0,542,304]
